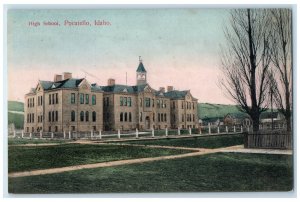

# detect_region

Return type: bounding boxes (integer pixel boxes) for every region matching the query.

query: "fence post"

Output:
[51,132,54,139]
[22,130,24,139]
[208,123,211,134]
[13,130,16,138]
[136,128,139,138]
[241,126,243,133]
[234,126,236,133]
[178,127,181,135]
[30,132,32,139]
[99,130,102,139]
[199,127,202,135]
[247,126,250,133]
[189,127,192,135]
[226,126,228,133]
[217,127,220,134]
[40,131,42,139]
[91,130,93,139]
[152,128,154,137]
[69,131,71,139]
[118,129,121,139]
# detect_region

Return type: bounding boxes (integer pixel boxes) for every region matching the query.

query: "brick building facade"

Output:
[24,59,199,132]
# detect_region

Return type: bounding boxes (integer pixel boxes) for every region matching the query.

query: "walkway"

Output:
[8,145,239,178]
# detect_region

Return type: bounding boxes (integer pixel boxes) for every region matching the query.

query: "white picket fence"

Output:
[9,124,247,140]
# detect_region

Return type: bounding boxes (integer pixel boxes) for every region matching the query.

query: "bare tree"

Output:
[269,9,292,131]
[219,9,272,132]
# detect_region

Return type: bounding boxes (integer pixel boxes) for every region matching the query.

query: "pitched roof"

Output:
[136,62,147,73]
[260,111,279,119]
[225,113,250,119]
[164,90,188,99]
[101,84,149,93]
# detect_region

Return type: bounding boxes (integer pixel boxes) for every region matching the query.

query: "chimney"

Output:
[54,74,63,82]
[167,86,174,92]
[108,78,115,86]
[159,87,165,93]
[63,72,72,80]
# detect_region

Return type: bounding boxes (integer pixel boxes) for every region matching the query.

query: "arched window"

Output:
[55,111,58,121]
[124,112,127,122]
[52,111,55,122]
[71,111,75,122]
[80,111,84,122]
[120,112,123,122]
[92,111,96,122]
[86,111,89,122]
[129,112,132,122]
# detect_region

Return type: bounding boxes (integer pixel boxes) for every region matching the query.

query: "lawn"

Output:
[8,144,192,172]
[8,138,72,145]
[8,152,293,193]
[123,134,244,148]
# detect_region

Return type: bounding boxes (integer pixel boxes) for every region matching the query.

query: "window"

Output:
[71,111,75,122]
[49,94,51,105]
[161,114,164,122]
[85,94,89,104]
[152,99,154,107]
[56,111,58,121]
[55,93,58,104]
[158,113,160,122]
[145,98,150,107]
[49,126,51,132]
[157,100,160,108]
[71,93,76,104]
[193,102,195,109]
[49,111,51,122]
[124,112,127,122]
[92,111,96,122]
[33,98,35,107]
[80,94,84,104]
[128,97,132,107]
[41,96,43,106]
[80,111,84,122]
[28,99,29,107]
[120,112,123,122]
[182,101,184,109]
[85,111,89,122]
[106,97,109,106]
[164,113,167,122]
[140,98,142,107]
[52,94,55,105]
[124,97,127,106]
[52,111,55,122]
[32,113,34,122]
[92,95,96,105]
[120,97,123,106]
[129,112,132,122]
[193,114,195,122]
[140,112,143,122]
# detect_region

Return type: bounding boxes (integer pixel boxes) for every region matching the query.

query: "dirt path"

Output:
[220,146,292,155]
[8,145,240,178]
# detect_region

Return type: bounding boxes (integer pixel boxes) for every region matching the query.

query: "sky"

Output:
[7,8,233,104]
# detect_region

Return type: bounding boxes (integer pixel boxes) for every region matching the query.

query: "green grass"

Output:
[198,103,242,119]
[8,101,24,112]
[8,138,72,145]
[8,112,24,129]
[8,144,192,173]
[8,153,293,193]
[123,134,244,149]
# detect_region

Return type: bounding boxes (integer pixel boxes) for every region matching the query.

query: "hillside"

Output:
[8,101,24,112]
[198,103,244,119]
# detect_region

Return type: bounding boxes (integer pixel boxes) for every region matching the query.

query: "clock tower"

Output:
[136,56,147,85]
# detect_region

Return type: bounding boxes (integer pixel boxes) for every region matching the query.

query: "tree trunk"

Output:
[251,111,260,132]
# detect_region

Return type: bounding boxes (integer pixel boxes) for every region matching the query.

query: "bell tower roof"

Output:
[136,56,147,73]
